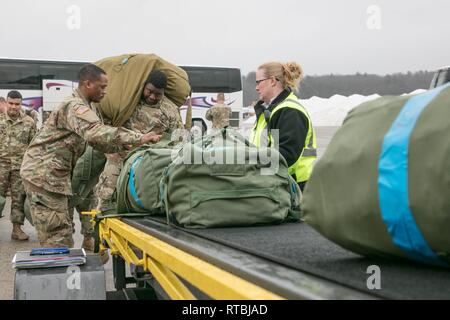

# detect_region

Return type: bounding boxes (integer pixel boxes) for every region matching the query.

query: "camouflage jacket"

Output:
[124,96,184,135]
[0,111,36,170]
[206,104,232,129]
[20,89,143,195]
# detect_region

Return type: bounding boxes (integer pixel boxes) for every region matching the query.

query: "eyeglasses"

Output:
[255,78,271,86]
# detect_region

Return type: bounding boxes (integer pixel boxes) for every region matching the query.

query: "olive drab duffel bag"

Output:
[116,136,178,214]
[70,146,106,209]
[94,53,191,127]
[160,128,301,228]
[301,84,450,267]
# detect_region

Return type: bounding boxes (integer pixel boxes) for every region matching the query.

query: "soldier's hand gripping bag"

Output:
[160,128,301,228]
[301,84,450,267]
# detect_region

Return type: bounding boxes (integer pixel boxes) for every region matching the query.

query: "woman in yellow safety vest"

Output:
[249,61,317,192]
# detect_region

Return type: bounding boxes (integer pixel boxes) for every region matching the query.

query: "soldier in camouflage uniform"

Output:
[0,95,6,216]
[206,92,231,130]
[95,70,184,212]
[20,64,161,248]
[0,91,37,240]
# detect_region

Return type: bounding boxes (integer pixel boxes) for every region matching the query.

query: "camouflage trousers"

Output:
[23,181,74,248]
[94,153,124,212]
[68,191,96,237]
[0,167,26,225]
[24,193,95,238]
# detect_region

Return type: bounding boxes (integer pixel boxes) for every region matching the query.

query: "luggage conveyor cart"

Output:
[96,216,371,300]
[94,214,450,300]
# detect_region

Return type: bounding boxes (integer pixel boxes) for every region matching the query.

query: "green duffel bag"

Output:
[94,53,191,127]
[116,136,179,214]
[0,195,5,219]
[160,128,301,228]
[69,146,107,209]
[301,84,450,267]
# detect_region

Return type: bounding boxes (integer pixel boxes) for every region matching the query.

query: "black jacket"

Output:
[254,89,309,167]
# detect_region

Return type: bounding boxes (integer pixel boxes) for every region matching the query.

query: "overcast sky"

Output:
[1,0,448,75]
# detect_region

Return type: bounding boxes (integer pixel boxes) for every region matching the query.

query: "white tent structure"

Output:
[240,89,427,136]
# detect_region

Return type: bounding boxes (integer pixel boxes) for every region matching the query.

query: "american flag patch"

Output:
[76,106,90,115]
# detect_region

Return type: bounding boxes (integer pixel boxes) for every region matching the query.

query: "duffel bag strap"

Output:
[160,166,175,226]
[286,176,301,222]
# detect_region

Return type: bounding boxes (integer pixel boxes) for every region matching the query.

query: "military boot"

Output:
[82,235,95,252]
[11,223,29,241]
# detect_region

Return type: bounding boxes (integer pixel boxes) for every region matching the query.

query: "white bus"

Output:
[0,59,82,125]
[178,66,243,133]
[0,58,244,130]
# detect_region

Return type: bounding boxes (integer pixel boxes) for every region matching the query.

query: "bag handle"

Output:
[190,188,280,209]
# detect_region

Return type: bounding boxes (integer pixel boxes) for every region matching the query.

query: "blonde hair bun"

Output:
[284,62,303,82]
[258,61,304,91]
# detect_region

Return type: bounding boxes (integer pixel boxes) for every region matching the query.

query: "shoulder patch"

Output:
[76,106,90,115]
[74,105,100,123]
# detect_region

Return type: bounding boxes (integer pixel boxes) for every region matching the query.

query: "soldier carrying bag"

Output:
[94,53,191,127]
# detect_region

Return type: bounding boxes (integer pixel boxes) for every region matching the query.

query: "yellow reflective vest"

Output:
[249,93,317,183]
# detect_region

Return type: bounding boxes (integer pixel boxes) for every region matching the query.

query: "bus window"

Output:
[181,67,242,93]
[178,66,243,132]
[0,62,40,90]
[40,63,81,82]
